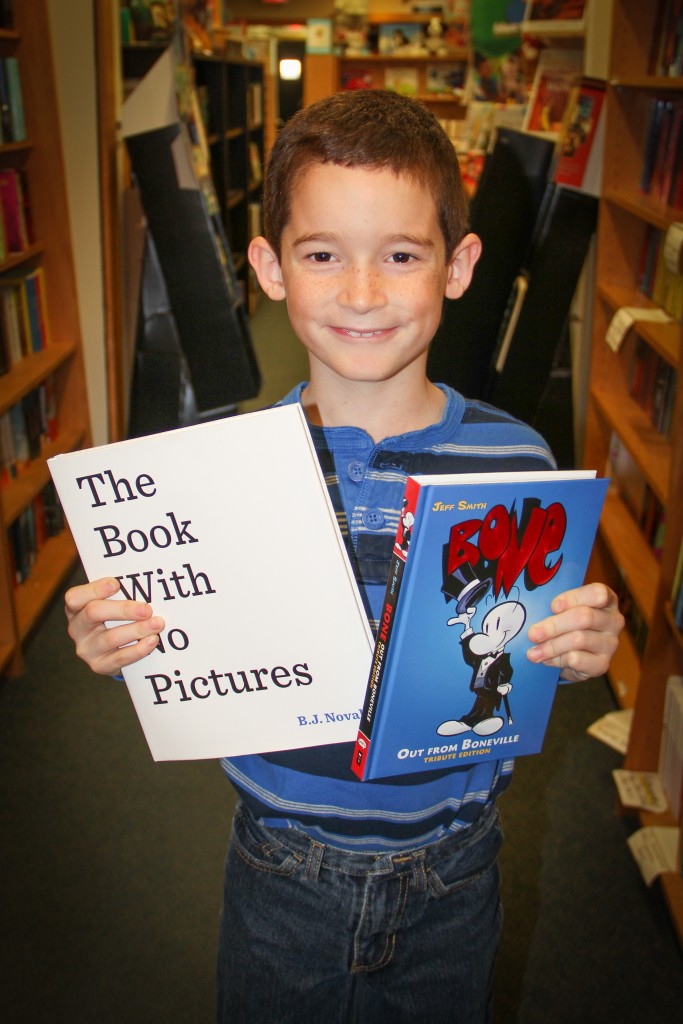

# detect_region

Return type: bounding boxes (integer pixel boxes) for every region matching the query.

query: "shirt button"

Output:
[362,508,385,529]
[347,460,365,482]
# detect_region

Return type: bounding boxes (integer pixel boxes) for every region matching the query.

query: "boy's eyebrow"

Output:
[291,231,436,249]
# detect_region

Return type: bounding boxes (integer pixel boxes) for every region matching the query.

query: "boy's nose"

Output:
[338,265,387,313]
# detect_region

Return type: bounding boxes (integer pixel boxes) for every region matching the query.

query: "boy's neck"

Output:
[300,375,447,444]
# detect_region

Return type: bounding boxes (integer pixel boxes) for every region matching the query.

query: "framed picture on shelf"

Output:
[378,23,425,55]
[425,62,467,95]
[306,18,333,55]
[384,67,419,97]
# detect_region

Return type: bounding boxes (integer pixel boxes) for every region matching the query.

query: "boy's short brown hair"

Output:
[262,89,469,262]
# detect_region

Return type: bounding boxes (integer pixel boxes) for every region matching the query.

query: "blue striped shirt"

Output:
[221,383,555,852]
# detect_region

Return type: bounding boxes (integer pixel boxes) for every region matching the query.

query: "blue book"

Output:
[3,57,25,142]
[352,470,609,781]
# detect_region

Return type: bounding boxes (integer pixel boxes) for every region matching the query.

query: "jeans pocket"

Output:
[230,803,304,877]
[426,809,503,899]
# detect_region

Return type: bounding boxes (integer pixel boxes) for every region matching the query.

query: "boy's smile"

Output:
[249,161,481,434]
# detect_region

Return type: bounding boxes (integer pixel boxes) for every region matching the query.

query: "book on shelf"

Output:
[0,168,30,253]
[2,56,24,142]
[648,0,683,77]
[629,334,678,437]
[522,47,583,137]
[7,480,64,586]
[0,376,58,485]
[659,675,683,822]
[553,78,606,195]
[606,431,667,558]
[48,404,374,762]
[525,0,587,28]
[1,267,49,355]
[352,470,608,782]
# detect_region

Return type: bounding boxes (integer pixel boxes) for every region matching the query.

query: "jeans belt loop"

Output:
[304,839,325,882]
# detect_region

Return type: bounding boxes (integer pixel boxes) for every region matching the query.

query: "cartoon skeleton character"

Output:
[437,574,526,737]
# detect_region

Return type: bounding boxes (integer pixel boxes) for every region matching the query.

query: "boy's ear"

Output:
[444,232,482,300]
[247,236,286,300]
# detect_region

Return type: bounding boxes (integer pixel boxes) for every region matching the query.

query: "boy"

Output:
[65,90,623,1022]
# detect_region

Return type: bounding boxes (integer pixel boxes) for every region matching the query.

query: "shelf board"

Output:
[598,488,659,626]
[610,74,683,92]
[591,386,671,504]
[606,624,641,708]
[2,426,86,527]
[596,282,682,369]
[0,342,76,416]
[14,528,78,642]
[603,187,683,230]
[0,242,44,274]
[339,53,469,64]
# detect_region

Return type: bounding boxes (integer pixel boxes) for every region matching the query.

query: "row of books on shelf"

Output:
[0,376,57,486]
[607,431,667,559]
[8,479,65,587]
[341,62,466,99]
[649,0,683,77]
[640,97,683,208]
[673,537,683,632]
[0,168,33,260]
[617,578,649,658]
[629,336,677,439]
[660,675,683,823]
[0,265,50,374]
[638,224,683,323]
[0,55,24,145]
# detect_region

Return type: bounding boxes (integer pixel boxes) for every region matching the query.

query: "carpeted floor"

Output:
[1,297,681,1022]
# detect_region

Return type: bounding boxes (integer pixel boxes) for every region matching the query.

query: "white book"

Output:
[49,405,374,761]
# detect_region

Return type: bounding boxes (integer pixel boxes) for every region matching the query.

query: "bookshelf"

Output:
[582,0,683,945]
[193,50,265,312]
[0,0,91,676]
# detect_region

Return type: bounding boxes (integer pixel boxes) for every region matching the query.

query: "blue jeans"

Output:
[216,800,503,1023]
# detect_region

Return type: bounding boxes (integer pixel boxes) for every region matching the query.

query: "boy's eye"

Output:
[308,251,334,263]
[389,252,415,264]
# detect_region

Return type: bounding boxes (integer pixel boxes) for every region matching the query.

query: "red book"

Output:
[0,170,28,252]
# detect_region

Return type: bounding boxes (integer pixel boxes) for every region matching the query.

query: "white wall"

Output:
[47,0,108,445]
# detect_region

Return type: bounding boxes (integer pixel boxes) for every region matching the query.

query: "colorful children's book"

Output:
[352,470,608,781]
[48,404,374,762]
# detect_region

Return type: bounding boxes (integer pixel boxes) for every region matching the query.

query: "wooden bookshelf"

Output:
[583,0,683,946]
[0,0,91,675]
[193,50,265,314]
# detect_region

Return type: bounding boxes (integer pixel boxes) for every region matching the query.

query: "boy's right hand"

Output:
[64,577,165,676]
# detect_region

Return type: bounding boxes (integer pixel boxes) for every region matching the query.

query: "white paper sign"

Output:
[605,306,672,353]
[587,708,632,754]
[627,826,680,887]
[612,769,669,814]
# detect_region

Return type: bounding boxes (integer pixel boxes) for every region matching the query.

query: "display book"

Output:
[48,405,374,762]
[352,470,608,781]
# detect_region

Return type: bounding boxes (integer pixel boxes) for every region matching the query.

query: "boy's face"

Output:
[250,162,479,393]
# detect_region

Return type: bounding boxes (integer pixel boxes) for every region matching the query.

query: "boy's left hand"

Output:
[526,582,624,682]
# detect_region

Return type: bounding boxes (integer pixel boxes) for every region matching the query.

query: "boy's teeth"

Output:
[347,329,378,338]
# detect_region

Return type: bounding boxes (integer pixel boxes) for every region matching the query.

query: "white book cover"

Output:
[48,405,374,762]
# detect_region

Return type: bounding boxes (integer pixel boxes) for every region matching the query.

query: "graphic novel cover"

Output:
[352,470,608,781]
[48,404,374,762]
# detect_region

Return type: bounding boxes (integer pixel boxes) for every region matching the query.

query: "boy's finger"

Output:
[64,576,120,617]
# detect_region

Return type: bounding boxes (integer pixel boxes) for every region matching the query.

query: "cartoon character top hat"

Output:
[442,562,490,617]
